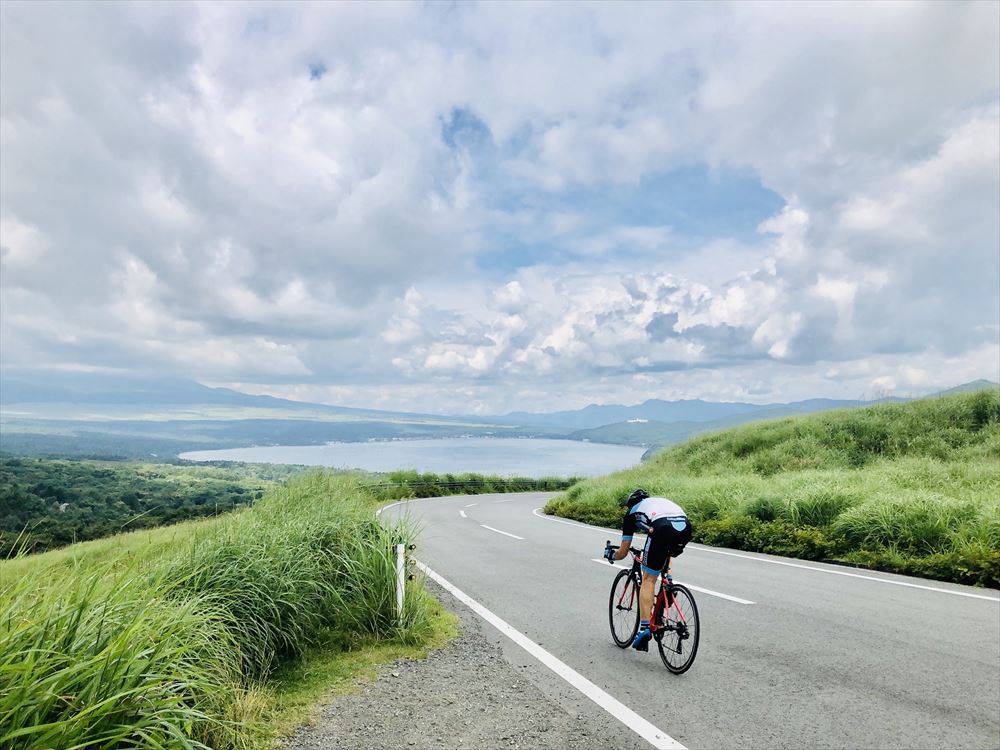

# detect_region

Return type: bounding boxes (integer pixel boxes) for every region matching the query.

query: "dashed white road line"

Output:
[533,508,1000,603]
[590,559,756,605]
[464,502,478,508]
[417,560,685,750]
[480,524,524,540]
[459,510,468,518]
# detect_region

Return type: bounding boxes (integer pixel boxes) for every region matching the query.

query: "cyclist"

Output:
[603,488,692,651]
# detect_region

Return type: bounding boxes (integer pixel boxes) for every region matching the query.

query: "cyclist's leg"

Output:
[638,570,657,621]
[631,571,658,650]
[642,520,674,629]
[639,530,667,622]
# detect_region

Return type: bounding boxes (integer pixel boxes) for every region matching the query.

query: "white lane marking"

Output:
[377,498,425,517]
[465,502,478,508]
[494,498,518,503]
[679,583,755,606]
[533,507,621,534]
[416,561,685,750]
[590,559,756,605]
[459,510,468,518]
[687,546,1000,602]
[480,524,524,540]
[534,509,1000,603]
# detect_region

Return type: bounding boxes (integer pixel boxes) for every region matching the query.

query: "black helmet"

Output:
[624,488,649,507]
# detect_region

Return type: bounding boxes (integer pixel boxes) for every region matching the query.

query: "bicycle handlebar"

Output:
[604,540,644,556]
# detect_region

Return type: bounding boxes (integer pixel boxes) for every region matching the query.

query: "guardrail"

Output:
[365,478,578,491]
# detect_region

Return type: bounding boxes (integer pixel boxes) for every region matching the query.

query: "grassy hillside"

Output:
[545,390,1000,586]
[0,472,452,750]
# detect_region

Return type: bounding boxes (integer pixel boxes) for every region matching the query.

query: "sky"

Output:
[1,1,998,415]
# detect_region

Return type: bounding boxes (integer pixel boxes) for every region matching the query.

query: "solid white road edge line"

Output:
[479,524,524,540]
[416,561,686,750]
[589,559,756,604]
[688,547,1000,602]
[377,498,424,517]
[533,509,1000,603]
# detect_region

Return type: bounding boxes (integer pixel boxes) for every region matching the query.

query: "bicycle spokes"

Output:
[609,570,641,648]
[655,583,700,674]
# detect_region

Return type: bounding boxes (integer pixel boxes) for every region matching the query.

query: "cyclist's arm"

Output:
[615,511,636,560]
[613,536,631,561]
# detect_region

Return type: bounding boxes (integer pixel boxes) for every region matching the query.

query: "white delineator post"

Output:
[395,543,405,621]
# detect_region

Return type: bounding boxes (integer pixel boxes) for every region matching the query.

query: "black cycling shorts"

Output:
[641,517,693,575]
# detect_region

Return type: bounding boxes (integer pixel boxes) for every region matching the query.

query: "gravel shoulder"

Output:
[281,581,632,750]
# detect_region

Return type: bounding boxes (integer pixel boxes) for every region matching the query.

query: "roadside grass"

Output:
[545,391,1000,587]
[0,471,450,750]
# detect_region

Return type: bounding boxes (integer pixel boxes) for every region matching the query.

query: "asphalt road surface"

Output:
[381,492,1000,750]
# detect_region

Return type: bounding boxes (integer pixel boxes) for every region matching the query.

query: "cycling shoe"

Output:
[631,627,651,651]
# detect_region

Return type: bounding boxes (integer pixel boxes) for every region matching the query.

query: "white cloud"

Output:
[1,1,997,412]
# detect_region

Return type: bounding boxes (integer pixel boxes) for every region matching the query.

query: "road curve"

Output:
[381,492,1000,750]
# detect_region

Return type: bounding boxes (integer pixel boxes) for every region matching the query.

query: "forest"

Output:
[0,457,297,556]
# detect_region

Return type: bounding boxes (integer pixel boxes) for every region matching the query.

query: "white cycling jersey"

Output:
[629,496,687,521]
[622,496,688,538]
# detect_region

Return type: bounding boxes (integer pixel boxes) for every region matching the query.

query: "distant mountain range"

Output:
[494,396,901,430]
[0,370,444,421]
[0,369,996,460]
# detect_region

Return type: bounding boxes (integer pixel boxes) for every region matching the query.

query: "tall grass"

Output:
[1,572,244,749]
[0,472,431,749]
[546,391,1000,586]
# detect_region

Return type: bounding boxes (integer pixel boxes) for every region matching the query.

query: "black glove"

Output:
[603,544,615,562]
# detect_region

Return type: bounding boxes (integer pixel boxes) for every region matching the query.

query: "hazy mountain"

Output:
[568,404,865,449]
[497,397,874,430]
[935,379,999,396]
[0,370,467,423]
[1,370,313,409]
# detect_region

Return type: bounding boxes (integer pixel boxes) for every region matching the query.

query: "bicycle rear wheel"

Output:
[608,569,640,648]
[656,582,700,673]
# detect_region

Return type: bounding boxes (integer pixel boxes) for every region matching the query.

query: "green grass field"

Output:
[545,390,1000,587]
[0,472,453,750]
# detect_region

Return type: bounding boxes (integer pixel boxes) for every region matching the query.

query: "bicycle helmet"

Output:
[624,488,650,507]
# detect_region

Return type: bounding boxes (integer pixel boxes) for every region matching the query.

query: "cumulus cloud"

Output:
[1,1,997,411]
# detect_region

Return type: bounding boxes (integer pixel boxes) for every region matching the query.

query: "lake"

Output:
[180,437,644,478]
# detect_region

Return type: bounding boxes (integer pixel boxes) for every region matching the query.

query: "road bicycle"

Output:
[606,543,700,674]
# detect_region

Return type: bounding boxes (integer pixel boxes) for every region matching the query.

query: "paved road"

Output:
[382,492,1000,750]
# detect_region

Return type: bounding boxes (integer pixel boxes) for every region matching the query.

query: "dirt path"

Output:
[282,581,632,750]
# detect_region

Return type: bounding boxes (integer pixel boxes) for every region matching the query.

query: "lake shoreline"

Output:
[180,436,645,478]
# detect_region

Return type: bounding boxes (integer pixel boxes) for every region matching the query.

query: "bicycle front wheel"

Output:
[609,569,640,648]
[656,583,700,673]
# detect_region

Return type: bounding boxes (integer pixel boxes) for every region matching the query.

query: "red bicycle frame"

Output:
[624,547,685,633]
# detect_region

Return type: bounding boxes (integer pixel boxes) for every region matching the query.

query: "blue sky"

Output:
[0,1,997,413]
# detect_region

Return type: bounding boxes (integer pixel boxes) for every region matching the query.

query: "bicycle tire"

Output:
[608,569,640,648]
[655,582,700,673]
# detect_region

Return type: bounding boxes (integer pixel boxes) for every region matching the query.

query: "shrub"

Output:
[791,490,859,527]
[832,493,980,554]
[743,495,786,522]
